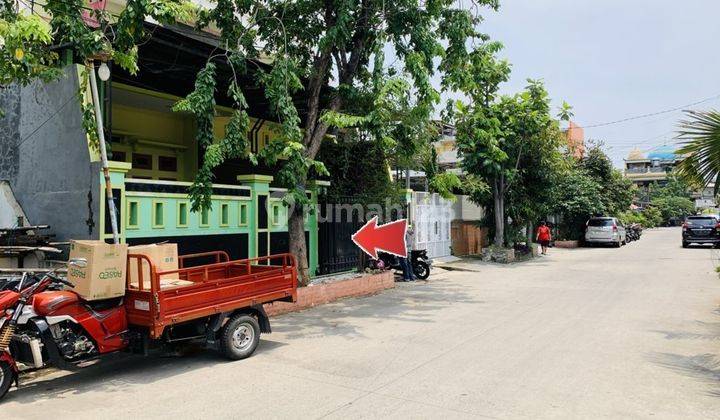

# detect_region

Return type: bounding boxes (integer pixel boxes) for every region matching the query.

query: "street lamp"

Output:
[97,61,111,81]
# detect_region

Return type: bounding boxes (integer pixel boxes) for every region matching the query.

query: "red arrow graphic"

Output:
[351,216,407,259]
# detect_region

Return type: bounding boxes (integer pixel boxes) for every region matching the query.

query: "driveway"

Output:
[3,227,719,419]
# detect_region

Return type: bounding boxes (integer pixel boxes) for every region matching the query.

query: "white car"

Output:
[585,217,627,247]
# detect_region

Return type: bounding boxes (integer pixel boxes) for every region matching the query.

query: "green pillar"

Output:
[237,174,273,260]
[403,188,414,222]
[307,181,328,277]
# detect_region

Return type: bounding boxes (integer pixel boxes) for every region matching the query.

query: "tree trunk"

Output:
[526,220,533,245]
[493,177,504,247]
[286,9,374,284]
[289,200,310,285]
[499,174,505,244]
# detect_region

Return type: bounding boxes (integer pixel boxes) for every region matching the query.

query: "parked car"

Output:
[682,215,720,248]
[585,217,627,247]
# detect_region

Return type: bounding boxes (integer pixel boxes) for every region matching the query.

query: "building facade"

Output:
[623,147,717,209]
[563,121,585,159]
[0,23,324,274]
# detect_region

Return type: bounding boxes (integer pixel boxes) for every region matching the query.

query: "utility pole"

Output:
[88,61,119,244]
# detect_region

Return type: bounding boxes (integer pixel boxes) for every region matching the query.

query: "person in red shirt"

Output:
[536,221,552,255]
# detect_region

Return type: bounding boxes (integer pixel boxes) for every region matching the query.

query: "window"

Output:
[239,203,248,226]
[200,207,210,227]
[220,203,230,226]
[152,201,165,228]
[132,153,153,170]
[686,217,716,226]
[112,150,127,162]
[158,156,177,172]
[177,202,188,227]
[127,200,139,228]
[588,218,613,227]
[271,203,281,225]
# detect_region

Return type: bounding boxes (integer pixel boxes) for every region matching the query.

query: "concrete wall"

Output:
[0,181,26,228]
[0,67,101,241]
[451,195,485,221]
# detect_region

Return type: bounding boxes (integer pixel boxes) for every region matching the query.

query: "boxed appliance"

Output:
[67,240,128,300]
[128,243,179,287]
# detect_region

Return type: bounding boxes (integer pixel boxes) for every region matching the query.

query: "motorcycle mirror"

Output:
[68,258,87,268]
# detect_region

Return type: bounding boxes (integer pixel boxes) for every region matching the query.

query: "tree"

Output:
[2,0,500,283]
[447,41,511,246]
[451,66,562,247]
[649,175,691,200]
[504,81,567,245]
[551,163,605,240]
[676,110,720,193]
[186,0,500,283]
[581,143,635,215]
[423,147,462,200]
[0,0,195,108]
[643,206,663,228]
[650,196,694,223]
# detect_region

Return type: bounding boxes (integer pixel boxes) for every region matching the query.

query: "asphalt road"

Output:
[3,227,720,419]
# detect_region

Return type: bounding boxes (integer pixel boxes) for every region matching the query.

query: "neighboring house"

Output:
[563,121,585,159]
[0,22,324,274]
[623,147,680,188]
[623,147,717,209]
[434,122,463,175]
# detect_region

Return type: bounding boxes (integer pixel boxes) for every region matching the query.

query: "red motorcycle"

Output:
[0,252,298,401]
[0,259,127,399]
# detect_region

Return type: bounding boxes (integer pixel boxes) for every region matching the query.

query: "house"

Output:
[623,147,717,209]
[623,147,680,189]
[0,22,323,274]
[563,121,585,159]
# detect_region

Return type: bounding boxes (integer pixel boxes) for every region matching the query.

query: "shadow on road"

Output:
[5,339,288,405]
[651,321,720,342]
[646,352,720,398]
[648,310,720,398]
[271,279,483,340]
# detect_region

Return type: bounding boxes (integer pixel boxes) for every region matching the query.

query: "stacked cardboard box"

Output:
[127,244,193,290]
[68,240,128,301]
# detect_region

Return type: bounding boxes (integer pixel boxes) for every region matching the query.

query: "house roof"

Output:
[112,23,330,123]
[627,148,644,160]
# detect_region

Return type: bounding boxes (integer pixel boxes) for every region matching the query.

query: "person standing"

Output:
[536,221,552,255]
[398,225,416,281]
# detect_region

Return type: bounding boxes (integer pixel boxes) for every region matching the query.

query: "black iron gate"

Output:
[317,198,365,275]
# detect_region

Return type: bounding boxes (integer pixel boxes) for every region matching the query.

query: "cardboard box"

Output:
[68,240,128,301]
[128,243,179,287]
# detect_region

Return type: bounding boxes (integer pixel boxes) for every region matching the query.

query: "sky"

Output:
[458,0,720,167]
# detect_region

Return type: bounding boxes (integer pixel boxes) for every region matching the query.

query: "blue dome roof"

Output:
[647,145,677,160]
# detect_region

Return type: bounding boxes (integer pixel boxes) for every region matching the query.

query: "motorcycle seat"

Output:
[83,296,124,311]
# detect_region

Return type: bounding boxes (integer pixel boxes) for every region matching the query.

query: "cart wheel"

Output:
[0,360,14,401]
[220,314,261,360]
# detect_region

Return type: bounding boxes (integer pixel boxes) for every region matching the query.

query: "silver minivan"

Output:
[585,217,626,247]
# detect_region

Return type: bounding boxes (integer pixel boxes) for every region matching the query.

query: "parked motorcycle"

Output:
[0,251,298,402]
[370,250,432,280]
[626,223,643,242]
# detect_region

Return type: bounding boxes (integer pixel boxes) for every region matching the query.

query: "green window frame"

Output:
[127,200,140,229]
[200,207,210,227]
[239,203,249,227]
[220,202,230,226]
[152,200,165,228]
[177,201,189,228]
[271,203,282,226]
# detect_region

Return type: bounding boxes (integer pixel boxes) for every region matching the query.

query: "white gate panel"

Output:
[411,192,452,259]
